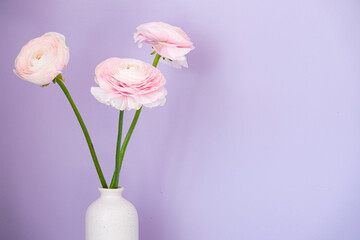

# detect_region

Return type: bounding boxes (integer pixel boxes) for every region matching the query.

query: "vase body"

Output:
[85,187,138,240]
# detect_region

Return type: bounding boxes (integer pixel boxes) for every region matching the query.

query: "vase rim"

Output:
[98,187,124,190]
[98,187,124,197]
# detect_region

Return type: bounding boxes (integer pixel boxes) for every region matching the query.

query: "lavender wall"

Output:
[1,0,360,239]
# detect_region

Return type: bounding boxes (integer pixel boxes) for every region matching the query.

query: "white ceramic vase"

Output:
[85,187,138,240]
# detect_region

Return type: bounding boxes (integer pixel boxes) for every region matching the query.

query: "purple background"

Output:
[1,0,360,239]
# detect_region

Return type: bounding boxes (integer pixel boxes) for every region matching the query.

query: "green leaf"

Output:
[40,83,50,87]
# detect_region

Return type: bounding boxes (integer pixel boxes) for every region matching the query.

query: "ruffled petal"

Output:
[134,22,194,69]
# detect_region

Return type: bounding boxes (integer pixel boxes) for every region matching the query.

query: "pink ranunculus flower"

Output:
[14,32,69,86]
[134,22,195,68]
[91,58,167,110]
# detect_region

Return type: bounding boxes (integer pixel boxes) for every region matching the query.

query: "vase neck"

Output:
[98,187,124,198]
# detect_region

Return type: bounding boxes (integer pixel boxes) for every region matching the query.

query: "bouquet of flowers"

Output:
[13,22,194,189]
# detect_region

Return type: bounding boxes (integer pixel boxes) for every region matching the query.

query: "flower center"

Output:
[125,64,137,71]
[35,52,43,60]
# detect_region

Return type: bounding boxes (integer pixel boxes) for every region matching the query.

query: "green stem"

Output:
[152,53,161,68]
[109,108,142,188]
[55,74,108,188]
[110,110,124,187]
[109,53,162,188]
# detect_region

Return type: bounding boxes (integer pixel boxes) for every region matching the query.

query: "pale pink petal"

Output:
[160,57,188,69]
[134,22,194,69]
[14,32,69,85]
[91,58,167,111]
